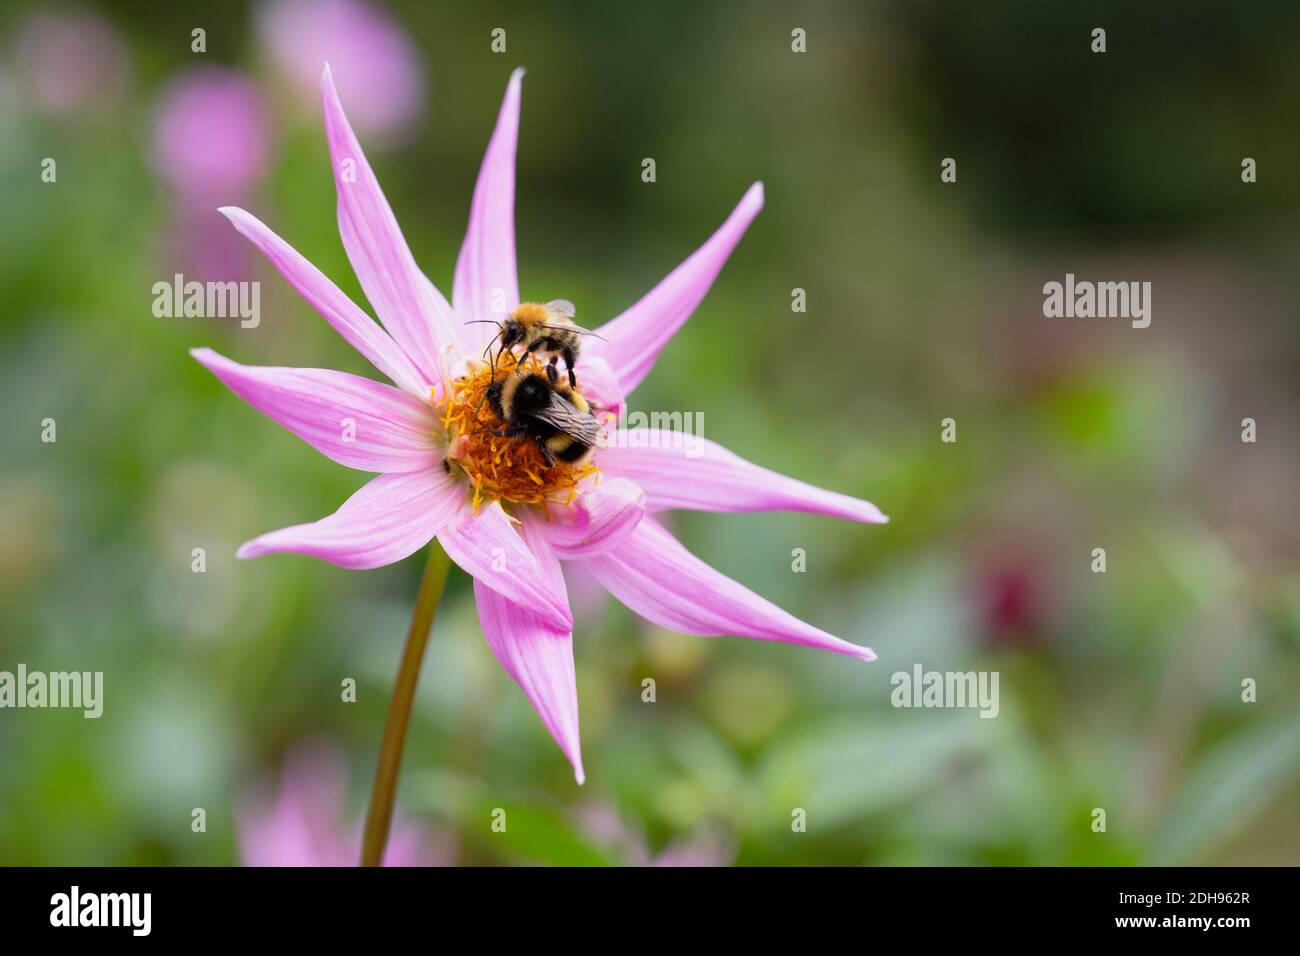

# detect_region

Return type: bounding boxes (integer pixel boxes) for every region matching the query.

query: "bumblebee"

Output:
[485,363,602,467]
[475,299,604,388]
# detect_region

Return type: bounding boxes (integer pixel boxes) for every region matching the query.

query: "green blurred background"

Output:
[2,0,1298,866]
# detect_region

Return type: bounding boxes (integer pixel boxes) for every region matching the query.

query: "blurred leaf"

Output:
[465,801,613,867]
[757,712,1001,831]
[1150,718,1300,864]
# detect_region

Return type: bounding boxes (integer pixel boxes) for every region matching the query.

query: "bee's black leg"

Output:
[492,425,529,438]
[544,361,559,386]
[517,339,547,372]
[562,346,578,388]
[538,442,557,467]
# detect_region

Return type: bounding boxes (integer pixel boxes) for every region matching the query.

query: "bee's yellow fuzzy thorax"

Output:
[437,356,598,511]
[511,302,551,326]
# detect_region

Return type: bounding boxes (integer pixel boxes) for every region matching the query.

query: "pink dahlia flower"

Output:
[238,743,451,867]
[194,66,887,783]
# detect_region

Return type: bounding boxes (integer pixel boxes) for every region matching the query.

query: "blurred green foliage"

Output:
[1,0,1298,865]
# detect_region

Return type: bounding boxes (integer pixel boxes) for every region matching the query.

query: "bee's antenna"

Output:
[463,319,502,326]
[475,328,504,417]
[481,328,503,363]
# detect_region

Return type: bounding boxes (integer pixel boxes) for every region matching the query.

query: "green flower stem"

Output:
[361,540,452,867]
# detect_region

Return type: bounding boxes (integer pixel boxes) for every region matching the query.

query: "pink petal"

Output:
[192,348,439,473]
[217,206,428,396]
[474,519,584,783]
[585,518,875,661]
[591,183,764,394]
[320,64,462,382]
[572,353,625,421]
[540,478,645,559]
[437,500,573,633]
[455,68,522,342]
[599,430,887,524]
[237,468,460,569]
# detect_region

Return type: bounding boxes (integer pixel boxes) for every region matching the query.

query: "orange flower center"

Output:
[437,356,599,510]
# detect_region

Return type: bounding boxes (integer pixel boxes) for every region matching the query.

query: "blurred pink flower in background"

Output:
[978,563,1041,647]
[257,0,426,143]
[151,67,271,204]
[647,832,734,867]
[969,538,1054,650]
[238,743,453,867]
[150,67,271,281]
[8,6,131,116]
[159,204,258,284]
[579,805,733,866]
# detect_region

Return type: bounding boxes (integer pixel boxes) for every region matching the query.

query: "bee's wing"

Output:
[543,298,577,318]
[537,321,608,341]
[532,393,602,444]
